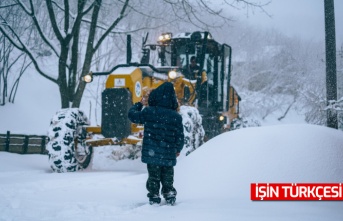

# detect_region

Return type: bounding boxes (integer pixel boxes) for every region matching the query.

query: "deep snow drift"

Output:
[1,124,342,221]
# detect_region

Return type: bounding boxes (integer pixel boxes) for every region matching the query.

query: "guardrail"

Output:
[0,131,48,154]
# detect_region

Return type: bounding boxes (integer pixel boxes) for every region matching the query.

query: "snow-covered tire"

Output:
[179,106,205,156]
[46,108,92,172]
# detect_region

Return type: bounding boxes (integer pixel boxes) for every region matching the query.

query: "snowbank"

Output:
[175,124,343,220]
[177,124,343,199]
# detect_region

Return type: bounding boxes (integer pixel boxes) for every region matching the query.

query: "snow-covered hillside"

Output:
[0,72,60,135]
[0,124,342,221]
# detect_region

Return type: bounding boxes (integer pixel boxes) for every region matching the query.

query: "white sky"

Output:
[233,0,343,45]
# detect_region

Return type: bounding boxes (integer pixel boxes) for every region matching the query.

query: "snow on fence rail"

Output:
[0,131,48,154]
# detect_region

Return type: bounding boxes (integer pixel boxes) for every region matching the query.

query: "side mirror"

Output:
[149,45,157,51]
[140,49,150,64]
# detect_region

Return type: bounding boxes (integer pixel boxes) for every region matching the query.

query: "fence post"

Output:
[41,136,46,154]
[5,131,10,152]
[23,136,29,154]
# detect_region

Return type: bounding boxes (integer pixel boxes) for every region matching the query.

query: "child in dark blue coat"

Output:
[128,82,184,205]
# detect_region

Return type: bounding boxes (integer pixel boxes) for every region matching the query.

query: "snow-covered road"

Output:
[1,124,343,221]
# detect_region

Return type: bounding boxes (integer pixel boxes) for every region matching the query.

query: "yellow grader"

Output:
[46,31,241,172]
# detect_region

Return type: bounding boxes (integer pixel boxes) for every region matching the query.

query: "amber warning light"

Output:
[251,183,343,201]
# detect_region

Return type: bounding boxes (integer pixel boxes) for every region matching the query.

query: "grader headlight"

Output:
[168,70,177,79]
[164,34,171,40]
[158,32,172,42]
[219,115,225,121]
[82,72,93,83]
[168,70,183,80]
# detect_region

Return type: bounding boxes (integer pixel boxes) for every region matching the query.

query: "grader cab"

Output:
[46,31,241,172]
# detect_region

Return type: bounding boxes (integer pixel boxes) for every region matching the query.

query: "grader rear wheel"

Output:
[46,108,92,172]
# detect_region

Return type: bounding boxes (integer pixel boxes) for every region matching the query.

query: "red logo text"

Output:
[251,183,343,201]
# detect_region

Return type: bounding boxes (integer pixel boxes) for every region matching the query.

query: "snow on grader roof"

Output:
[112,67,138,75]
[171,32,213,40]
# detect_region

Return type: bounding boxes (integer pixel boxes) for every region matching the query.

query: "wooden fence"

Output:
[0,131,48,154]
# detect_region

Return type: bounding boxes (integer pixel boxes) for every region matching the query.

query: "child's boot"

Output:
[165,197,176,205]
[149,195,161,205]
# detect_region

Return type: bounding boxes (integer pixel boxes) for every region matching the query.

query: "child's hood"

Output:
[148,82,178,110]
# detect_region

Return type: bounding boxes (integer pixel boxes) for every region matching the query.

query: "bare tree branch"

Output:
[49,0,176,36]
[9,55,32,103]
[199,0,223,15]
[51,0,95,17]
[6,52,25,74]
[64,0,69,34]
[46,0,64,42]
[0,21,24,50]
[224,0,272,17]
[64,0,86,43]
[81,1,96,15]
[14,0,31,14]
[25,0,59,56]
[12,0,60,57]
[0,3,19,9]
[52,0,108,33]
[180,0,210,29]
[93,0,130,53]
[0,18,57,83]
[124,0,164,20]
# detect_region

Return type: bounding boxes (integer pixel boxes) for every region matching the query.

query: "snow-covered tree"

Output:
[0,0,269,108]
[222,23,328,124]
[0,4,32,105]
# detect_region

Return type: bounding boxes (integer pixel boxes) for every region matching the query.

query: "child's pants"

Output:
[146,164,177,199]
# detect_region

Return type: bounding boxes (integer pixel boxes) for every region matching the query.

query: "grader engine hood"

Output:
[105,67,143,102]
[101,67,143,140]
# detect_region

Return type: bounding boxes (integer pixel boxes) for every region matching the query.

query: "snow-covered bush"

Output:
[325,98,343,130]
[230,117,261,131]
[110,143,142,161]
[179,105,205,156]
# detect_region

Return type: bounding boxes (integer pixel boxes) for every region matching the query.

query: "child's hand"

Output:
[141,89,152,106]
[141,97,148,106]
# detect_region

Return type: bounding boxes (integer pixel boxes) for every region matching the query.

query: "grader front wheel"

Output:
[46,108,93,172]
